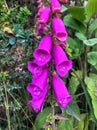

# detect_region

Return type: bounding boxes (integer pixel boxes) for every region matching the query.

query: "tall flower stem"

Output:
[51,105,56,130]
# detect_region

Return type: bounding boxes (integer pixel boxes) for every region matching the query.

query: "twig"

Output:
[52,106,56,130]
[4,0,9,12]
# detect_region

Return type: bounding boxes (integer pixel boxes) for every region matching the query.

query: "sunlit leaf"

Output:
[85,74,97,119]
[83,38,97,46]
[75,33,86,41]
[63,15,85,34]
[85,0,97,21]
[68,6,86,22]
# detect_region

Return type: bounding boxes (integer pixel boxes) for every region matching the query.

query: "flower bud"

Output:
[39,6,51,24]
[52,16,67,41]
[50,0,61,13]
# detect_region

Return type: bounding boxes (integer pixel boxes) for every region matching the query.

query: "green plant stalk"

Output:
[3,82,11,130]
[6,88,34,126]
[51,105,56,130]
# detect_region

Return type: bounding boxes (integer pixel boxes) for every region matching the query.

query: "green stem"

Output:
[3,82,11,130]
[51,106,56,130]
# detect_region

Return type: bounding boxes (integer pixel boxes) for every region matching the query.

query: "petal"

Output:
[52,72,72,108]
[50,0,61,13]
[27,61,43,78]
[52,43,72,77]
[52,16,68,42]
[39,6,51,24]
[28,84,48,112]
[33,34,52,66]
[27,66,48,92]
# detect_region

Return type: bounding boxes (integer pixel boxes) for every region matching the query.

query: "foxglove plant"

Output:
[27,0,72,113]
[50,0,61,13]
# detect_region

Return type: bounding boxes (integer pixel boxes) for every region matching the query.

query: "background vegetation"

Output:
[0,0,97,130]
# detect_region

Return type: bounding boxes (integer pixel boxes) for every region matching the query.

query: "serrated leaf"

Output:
[66,101,80,121]
[85,0,97,21]
[34,107,51,130]
[76,33,86,41]
[83,38,97,46]
[63,15,85,34]
[68,6,86,22]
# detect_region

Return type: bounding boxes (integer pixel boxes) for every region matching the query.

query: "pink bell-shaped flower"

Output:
[50,0,61,13]
[33,34,52,66]
[28,84,48,112]
[27,66,48,98]
[52,43,72,77]
[39,6,50,24]
[52,72,72,108]
[27,60,43,79]
[52,16,68,42]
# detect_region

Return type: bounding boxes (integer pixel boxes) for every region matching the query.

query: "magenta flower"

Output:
[50,0,61,13]
[27,66,48,98]
[52,43,72,77]
[36,23,47,35]
[39,6,50,24]
[59,0,68,3]
[28,84,48,112]
[52,72,72,108]
[27,61,43,79]
[52,16,68,41]
[33,34,52,66]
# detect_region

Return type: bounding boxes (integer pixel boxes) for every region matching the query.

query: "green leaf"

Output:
[75,33,86,41]
[85,0,97,21]
[85,75,97,119]
[63,15,85,34]
[83,38,97,46]
[57,119,73,130]
[61,5,67,13]
[89,19,97,35]
[68,6,86,22]
[74,113,89,130]
[66,101,80,121]
[34,107,51,130]
[66,37,80,59]
[87,52,97,69]
[69,76,79,95]
[9,37,16,45]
